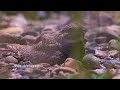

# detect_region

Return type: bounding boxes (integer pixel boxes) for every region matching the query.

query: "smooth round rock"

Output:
[23,35,37,44]
[5,56,18,64]
[82,54,101,69]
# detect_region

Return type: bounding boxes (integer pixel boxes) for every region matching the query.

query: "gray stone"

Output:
[108,50,119,58]
[5,56,18,64]
[82,54,101,69]
[95,49,107,59]
[102,60,120,69]
[91,69,107,74]
[98,25,120,40]
[95,36,107,44]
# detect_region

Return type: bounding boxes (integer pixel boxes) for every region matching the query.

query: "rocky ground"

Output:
[0,11,120,79]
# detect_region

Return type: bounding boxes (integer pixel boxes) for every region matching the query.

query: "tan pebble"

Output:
[0,27,23,34]
[63,58,80,71]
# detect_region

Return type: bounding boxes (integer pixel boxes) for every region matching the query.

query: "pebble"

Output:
[112,74,120,79]
[95,36,107,44]
[108,39,118,50]
[98,25,120,40]
[0,27,24,35]
[95,49,107,59]
[108,50,119,58]
[5,56,18,64]
[91,69,107,74]
[95,43,108,51]
[63,58,80,72]
[82,54,101,69]
[21,30,38,36]
[0,33,27,44]
[85,47,95,54]
[23,35,37,44]
[102,60,120,69]
[98,13,115,26]
[10,14,28,28]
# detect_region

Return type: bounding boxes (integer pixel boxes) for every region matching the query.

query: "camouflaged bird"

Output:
[6,23,84,65]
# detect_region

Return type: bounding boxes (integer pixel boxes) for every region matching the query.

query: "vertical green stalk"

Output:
[72,25,85,61]
[0,11,2,23]
[69,11,85,61]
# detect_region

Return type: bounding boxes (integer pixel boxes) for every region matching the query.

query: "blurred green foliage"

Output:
[95,72,114,79]
[71,25,85,61]
[69,11,84,23]
[24,11,39,20]
[0,68,10,79]
[0,11,2,23]
[114,11,120,24]
[67,11,85,61]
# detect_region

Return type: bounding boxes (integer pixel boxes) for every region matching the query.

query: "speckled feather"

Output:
[6,23,83,65]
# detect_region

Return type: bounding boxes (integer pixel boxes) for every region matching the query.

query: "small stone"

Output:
[102,62,114,69]
[112,74,120,79]
[0,27,24,34]
[108,39,118,50]
[5,56,18,64]
[98,25,120,40]
[98,14,115,26]
[23,35,36,44]
[95,49,107,59]
[63,58,80,72]
[91,69,107,74]
[102,60,120,69]
[95,43,108,51]
[21,30,38,36]
[95,36,107,44]
[0,33,27,44]
[108,50,119,58]
[24,68,33,73]
[10,14,28,28]
[85,47,95,54]
[82,54,101,69]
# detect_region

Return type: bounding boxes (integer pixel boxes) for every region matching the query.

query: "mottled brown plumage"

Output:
[6,23,83,65]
